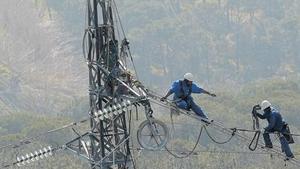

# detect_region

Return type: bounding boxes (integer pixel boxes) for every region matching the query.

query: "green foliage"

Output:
[112,0,300,86]
[1,0,300,168]
[0,112,71,136]
[0,26,7,39]
[0,64,11,79]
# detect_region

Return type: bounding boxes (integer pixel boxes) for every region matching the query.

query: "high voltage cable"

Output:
[0,119,89,150]
[158,122,300,137]
[112,0,126,39]
[112,0,140,80]
[130,147,300,156]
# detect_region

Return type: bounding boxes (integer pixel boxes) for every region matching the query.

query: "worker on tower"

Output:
[252,100,294,159]
[160,73,216,121]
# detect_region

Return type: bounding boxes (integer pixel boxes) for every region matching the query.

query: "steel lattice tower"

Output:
[66,0,132,168]
[87,0,131,168]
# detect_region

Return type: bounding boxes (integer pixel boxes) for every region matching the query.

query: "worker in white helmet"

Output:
[252,100,294,158]
[161,73,216,121]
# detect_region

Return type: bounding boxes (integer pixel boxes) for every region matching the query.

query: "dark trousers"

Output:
[176,98,207,119]
[263,129,293,157]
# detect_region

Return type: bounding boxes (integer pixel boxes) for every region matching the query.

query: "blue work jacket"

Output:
[169,80,204,101]
[256,107,284,132]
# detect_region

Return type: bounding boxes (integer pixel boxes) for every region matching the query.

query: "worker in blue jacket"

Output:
[160,73,216,120]
[253,100,294,158]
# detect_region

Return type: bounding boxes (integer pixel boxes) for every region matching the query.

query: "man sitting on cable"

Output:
[160,73,216,121]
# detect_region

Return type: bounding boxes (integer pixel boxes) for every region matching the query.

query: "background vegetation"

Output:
[0,0,300,168]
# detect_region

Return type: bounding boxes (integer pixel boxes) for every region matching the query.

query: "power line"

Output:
[112,0,139,80]
[130,147,300,156]
[0,119,88,150]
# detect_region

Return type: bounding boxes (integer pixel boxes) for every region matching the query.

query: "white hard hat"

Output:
[184,73,193,81]
[261,100,271,110]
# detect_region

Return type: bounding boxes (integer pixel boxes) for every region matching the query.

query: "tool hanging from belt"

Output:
[283,122,295,144]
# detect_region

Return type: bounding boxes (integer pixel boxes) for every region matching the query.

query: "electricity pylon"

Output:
[66,0,134,168]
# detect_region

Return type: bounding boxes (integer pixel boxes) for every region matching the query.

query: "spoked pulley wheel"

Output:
[137,118,169,150]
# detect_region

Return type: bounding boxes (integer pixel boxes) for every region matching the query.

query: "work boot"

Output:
[201,119,212,125]
[265,144,273,149]
[285,154,295,161]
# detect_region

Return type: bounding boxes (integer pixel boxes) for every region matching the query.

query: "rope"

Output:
[166,105,204,159]
[248,131,261,151]
[165,126,204,158]
[169,106,178,134]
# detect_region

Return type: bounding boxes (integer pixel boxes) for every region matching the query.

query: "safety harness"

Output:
[179,80,192,101]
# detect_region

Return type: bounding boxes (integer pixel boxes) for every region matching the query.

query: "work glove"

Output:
[160,97,167,102]
[209,93,216,97]
[252,104,261,116]
[253,104,261,110]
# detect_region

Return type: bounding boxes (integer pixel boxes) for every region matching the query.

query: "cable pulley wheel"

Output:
[137,118,169,150]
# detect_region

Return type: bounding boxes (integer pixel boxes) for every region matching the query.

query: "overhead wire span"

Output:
[112,0,139,80]
[112,0,126,39]
[0,119,89,151]
[130,147,300,156]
